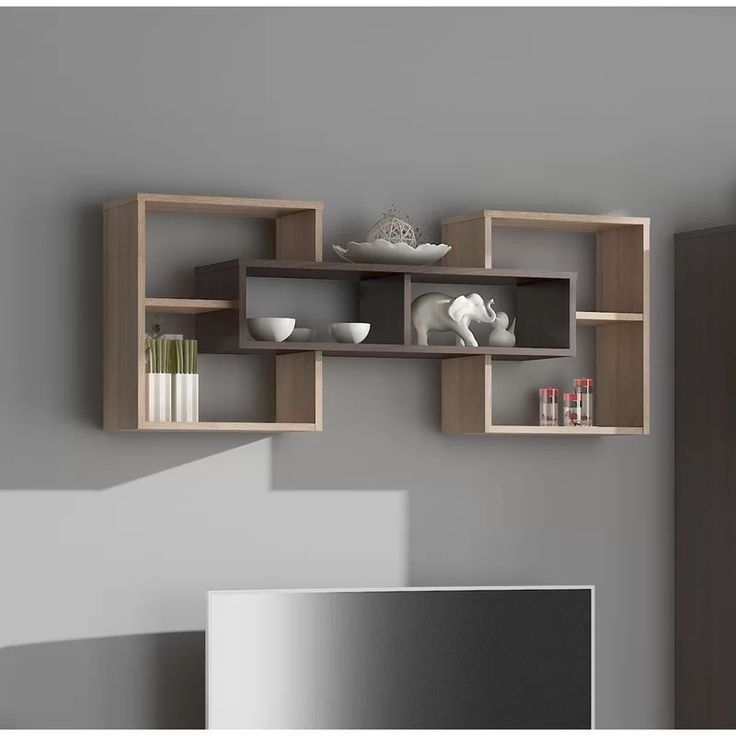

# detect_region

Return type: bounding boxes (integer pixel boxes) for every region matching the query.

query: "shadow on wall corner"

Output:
[0,631,205,729]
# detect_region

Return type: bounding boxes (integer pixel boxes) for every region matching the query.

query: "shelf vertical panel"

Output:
[276,209,323,261]
[103,199,145,430]
[441,215,491,268]
[516,276,576,352]
[402,274,412,345]
[358,275,408,345]
[596,224,649,432]
[441,355,492,434]
[276,351,323,429]
[194,260,243,353]
[596,224,646,312]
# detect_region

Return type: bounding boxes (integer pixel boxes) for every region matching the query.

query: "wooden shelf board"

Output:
[214,342,572,360]
[145,298,238,314]
[104,193,323,218]
[196,258,575,285]
[139,421,318,433]
[442,210,649,233]
[576,311,644,326]
[455,425,644,436]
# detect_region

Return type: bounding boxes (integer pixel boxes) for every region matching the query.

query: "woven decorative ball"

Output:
[367,213,417,247]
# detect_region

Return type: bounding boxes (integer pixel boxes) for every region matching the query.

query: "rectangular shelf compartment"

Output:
[440,210,649,436]
[193,259,576,361]
[104,193,325,433]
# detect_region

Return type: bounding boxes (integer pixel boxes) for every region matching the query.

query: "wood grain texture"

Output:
[275,351,323,429]
[276,209,323,261]
[675,229,736,727]
[442,209,648,232]
[145,298,237,314]
[105,193,323,218]
[475,425,643,436]
[103,200,144,430]
[576,311,643,326]
[440,216,491,268]
[595,323,644,428]
[441,355,491,434]
[596,225,646,312]
[230,259,575,285]
[140,421,318,432]
[596,223,649,433]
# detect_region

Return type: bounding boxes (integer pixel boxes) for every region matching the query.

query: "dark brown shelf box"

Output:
[193,259,576,360]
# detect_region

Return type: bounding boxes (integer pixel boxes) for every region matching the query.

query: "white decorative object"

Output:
[173,373,199,422]
[329,322,371,344]
[367,211,418,246]
[146,373,171,422]
[287,327,314,342]
[411,293,497,347]
[487,311,517,347]
[247,317,295,342]
[332,240,451,266]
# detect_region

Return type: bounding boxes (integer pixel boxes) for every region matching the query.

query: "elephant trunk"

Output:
[486,298,497,323]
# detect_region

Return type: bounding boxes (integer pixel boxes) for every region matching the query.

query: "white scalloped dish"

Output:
[332,239,452,266]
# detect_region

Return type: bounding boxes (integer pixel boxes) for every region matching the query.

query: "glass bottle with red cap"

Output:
[563,392,581,426]
[539,387,559,426]
[574,377,593,426]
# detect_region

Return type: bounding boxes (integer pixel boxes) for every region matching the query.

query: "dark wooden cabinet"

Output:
[675,224,736,727]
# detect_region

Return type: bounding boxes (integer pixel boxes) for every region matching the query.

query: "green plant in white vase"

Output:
[172,338,199,423]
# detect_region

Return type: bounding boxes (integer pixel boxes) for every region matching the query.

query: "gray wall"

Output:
[2,6,735,728]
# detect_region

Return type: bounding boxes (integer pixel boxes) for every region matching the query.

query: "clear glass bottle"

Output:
[574,377,594,427]
[539,387,559,426]
[563,392,581,427]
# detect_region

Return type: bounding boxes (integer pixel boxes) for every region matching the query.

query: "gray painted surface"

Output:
[2,6,735,727]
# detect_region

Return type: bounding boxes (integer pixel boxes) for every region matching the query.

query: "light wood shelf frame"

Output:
[103,193,324,433]
[440,210,650,436]
[145,298,238,314]
[103,195,648,437]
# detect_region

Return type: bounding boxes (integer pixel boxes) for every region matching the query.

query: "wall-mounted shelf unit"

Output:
[103,194,649,436]
[440,210,650,435]
[103,193,323,433]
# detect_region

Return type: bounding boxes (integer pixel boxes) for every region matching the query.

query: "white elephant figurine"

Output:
[488,311,517,347]
[411,292,497,347]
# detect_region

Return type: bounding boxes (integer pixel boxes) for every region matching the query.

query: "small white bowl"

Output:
[247,317,295,342]
[330,322,371,344]
[287,327,314,343]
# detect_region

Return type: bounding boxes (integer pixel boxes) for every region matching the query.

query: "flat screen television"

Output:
[207,586,594,729]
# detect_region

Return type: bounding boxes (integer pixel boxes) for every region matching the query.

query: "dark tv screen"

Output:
[207,587,593,729]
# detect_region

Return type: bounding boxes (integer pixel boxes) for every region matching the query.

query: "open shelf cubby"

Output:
[440,210,650,435]
[103,193,323,433]
[192,260,575,360]
[103,194,649,436]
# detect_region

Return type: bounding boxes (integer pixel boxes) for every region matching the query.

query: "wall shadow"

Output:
[0,199,275,491]
[0,631,205,729]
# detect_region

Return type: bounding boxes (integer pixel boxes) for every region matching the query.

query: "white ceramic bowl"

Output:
[286,327,314,343]
[247,317,295,342]
[330,322,371,344]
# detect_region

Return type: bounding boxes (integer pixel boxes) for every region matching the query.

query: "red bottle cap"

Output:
[574,377,593,388]
[539,387,558,397]
[563,392,578,401]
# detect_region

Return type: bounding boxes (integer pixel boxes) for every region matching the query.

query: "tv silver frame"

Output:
[207,585,595,729]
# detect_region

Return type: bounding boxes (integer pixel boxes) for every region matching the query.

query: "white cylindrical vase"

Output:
[146,373,172,422]
[173,373,199,422]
